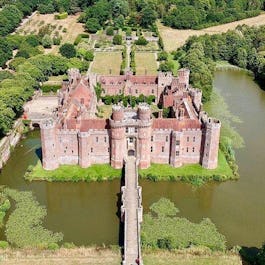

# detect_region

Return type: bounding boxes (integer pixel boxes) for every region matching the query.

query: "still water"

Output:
[0,69,265,248]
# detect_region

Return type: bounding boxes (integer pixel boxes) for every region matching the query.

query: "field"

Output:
[135,52,157,75]
[16,13,85,54]
[91,52,122,75]
[0,248,242,265]
[157,13,265,51]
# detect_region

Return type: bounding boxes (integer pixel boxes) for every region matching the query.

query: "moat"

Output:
[0,69,265,248]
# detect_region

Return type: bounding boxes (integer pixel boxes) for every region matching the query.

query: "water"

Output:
[0,69,265,248]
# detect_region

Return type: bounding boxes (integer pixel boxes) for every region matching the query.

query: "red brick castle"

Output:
[40,68,221,170]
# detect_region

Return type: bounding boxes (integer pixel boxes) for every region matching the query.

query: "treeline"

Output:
[176,25,265,102]
[163,0,264,29]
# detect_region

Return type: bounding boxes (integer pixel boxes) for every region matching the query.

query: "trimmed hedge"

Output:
[41,84,61,93]
[74,33,90,45]
[55,12,68,20]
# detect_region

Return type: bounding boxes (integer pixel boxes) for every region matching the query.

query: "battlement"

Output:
[207,117,221,128]
[40,118,55,129]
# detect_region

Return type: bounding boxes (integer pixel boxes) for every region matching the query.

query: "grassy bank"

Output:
[139,151,235,186]
[25,162,122,182]
[0,247,242,265]
[25,150,235,186]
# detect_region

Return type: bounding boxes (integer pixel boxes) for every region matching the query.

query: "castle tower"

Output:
[178,68,190,87]
[110,105,126,169]
[137,103,152,169]
[40,119,59,170]
[170,131,182,167]
[157,72,173,103]
[189,88,202,112]
[78,132,91,168]
[68,68,81,87]
[202,118,221,169]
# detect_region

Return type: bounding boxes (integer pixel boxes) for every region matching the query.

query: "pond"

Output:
[0,69,265,248]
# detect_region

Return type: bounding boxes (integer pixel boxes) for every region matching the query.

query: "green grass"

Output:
[91,52,122,75]
[168,53,180,76]
[25,161,122,182]
[135,52,157,75]
[139,151,235,185]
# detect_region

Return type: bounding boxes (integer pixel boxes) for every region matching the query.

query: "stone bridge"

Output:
[121,156,143,265]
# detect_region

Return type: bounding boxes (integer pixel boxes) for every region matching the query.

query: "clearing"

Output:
[135,52,157,75]
[91,52,122,75]
[0,248,242,265]
[16,13,85,54]
[157,13,265,52]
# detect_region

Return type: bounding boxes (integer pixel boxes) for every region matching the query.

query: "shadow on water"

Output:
[239,246,260,265]
[116,165,125,260]
[35,147,42,161]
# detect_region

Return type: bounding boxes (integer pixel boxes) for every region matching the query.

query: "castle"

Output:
[40,68,221,170]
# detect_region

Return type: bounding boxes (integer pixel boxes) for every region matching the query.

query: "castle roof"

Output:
[152,118,201,130]
[80,119,109,131]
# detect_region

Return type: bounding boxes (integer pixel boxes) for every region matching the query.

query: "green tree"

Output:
[140,5,157,28]
[85,18,101,33]
[113,34,122,45]
[59,43,76,58]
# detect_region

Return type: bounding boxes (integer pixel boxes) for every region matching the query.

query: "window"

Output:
[129,137,133,143]
[151,146,153,152]
[176,140,180,145]
[91,148,93,153]
[135,89,138,94]
[166,136,168,142]
[126,127,128,133]
[186,147,189,152]
[96,137,98,142]
[152,89,154,94]
[72,150,74,154]
[135,127,138,133]
[108,147,110,152]
[192,147,195,152]
[187,137,189,142]
[176,151,179,156]
[119,89,122,94]
[193,136,195,142]
[162,146,164,152]
[104,137,107,143]
[151,136,153,141]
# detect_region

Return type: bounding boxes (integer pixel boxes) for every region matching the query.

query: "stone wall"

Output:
[0,119,24,169]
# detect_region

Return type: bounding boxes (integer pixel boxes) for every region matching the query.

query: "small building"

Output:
[40,68,221,170]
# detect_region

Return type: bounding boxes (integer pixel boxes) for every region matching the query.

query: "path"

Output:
[121,156,143,265]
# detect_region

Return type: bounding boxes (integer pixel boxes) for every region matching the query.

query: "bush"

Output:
[135,36,148,46]
[106,26,114,36]
[55,12,68,20]
[0,241,8,249]
[158,51,168,61]
[113,34,122,45]
[42,34,53,48]
[59,43,76,58]
[73,34,89,45]
[41,84,61,93]
[48,242,59,250]
[85,18,101,33]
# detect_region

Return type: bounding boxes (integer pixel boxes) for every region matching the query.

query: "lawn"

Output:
[91,52,122,75]
[157,13,265,51]
[135,52,157,75]
[25,161,122,182]
[139,151,235,185]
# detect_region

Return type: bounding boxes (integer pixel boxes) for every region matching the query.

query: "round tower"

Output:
[40,119,59,170]
[178,68,190,87]
[202,118,221,169]
[138,103,152,169]
[110,105,126,168]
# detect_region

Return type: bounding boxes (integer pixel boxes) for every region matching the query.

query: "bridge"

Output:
[121,156,143,265]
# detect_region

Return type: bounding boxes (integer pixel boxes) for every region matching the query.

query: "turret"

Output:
[78,132,91,168]
[68,68,81,87]
[178,68,190,88]
[110,105,126,168]
[202,118,221,169]
[189,88,202,112]
[138,103,152,169]
[40,119,59,170]
[170,131,182,167]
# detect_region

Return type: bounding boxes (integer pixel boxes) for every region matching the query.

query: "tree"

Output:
[85,18,101,33]
[140,5,157,28]
[59,43,76,58]
[113,34,122,45]
[135,36,148,46]
[106,26,114,36]
[42,35,53,48]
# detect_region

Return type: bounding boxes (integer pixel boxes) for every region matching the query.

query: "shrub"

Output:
[158,51,168,61]
[55,12,68,20]
[48,242,59,250]
[113,34,122,45]
[0,241,8,249]
[85,18,101,33]
[59,43,76,58]
[106,26,114,36]
[42,34,53,48]
[53,36,61,45]
[41,84,61,93]
[135,36,148,46]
